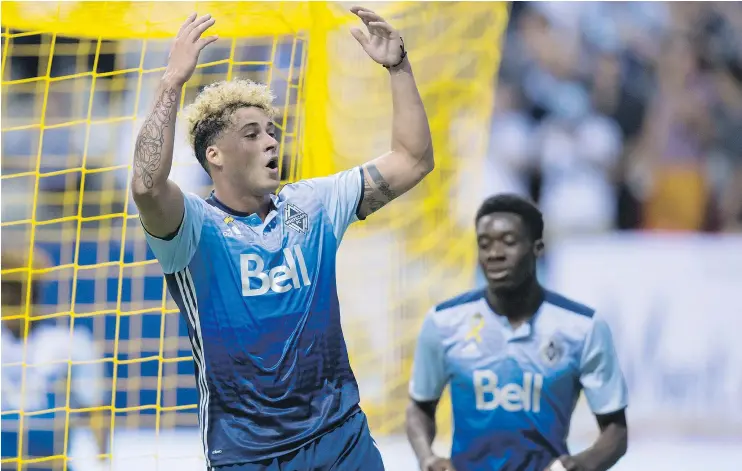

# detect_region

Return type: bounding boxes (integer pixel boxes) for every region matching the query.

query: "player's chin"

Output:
[260,169,281,189]
[485,274,519,292]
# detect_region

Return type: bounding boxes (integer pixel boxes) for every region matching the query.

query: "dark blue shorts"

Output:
[210,411,385,471]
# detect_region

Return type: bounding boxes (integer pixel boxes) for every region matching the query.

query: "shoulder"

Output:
[276,181,327,215]
[278,180,313,198]
[539,289,597,338]
[185,192,229,223]
[183,191,210,207]
[435,288,486,313]
[427,289,486,331]
[283,169,363,196]
[543,290,595,318]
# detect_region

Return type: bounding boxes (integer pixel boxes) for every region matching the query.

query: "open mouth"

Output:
[266,157,279,170]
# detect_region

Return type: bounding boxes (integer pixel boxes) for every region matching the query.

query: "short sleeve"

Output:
[70,329,105,408]
[409,312,448,402]
[579,316,629,415]
[304,167,364,244]
[142,192,206,274]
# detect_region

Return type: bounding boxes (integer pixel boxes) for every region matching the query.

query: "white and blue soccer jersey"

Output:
[1,324,105,467]
[142,168,366,467]
[409,289,628,471]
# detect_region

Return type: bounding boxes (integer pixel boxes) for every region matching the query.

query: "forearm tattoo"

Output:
[133,87,178,189]
[363,163,397,214]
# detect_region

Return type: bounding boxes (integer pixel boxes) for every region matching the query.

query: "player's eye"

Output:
[245,134,257,140]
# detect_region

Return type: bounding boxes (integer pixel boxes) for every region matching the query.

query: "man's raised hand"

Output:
[350,6,406,68]
[165,13,218,86]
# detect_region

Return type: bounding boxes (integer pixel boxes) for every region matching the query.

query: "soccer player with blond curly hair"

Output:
[131,7,432,471]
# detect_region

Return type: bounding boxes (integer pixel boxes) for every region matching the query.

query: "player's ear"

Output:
[533,239,545,258]
[206,146,222,168]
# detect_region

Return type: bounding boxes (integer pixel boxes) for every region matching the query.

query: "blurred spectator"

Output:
[487,1,742,239]
[1,249,109,470]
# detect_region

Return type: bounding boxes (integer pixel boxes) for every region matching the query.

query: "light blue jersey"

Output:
[409,289,628,471]
[143,168,366,467]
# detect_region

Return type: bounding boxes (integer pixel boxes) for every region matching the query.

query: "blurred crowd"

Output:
[4,2,742,236]
[484,2,742,242]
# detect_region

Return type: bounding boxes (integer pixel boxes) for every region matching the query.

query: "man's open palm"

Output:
[350,6,405,67]
[166,13,218,86]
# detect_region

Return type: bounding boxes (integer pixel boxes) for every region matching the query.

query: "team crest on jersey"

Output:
[540,338,564,367]
[284,203,308,234]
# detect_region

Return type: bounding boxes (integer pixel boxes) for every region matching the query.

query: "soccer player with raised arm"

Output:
[405,195,628,471]
[130,7,432,471]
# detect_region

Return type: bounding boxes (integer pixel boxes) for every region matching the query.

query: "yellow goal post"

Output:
[1,1,509,467]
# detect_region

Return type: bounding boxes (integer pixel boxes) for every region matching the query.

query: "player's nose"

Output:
[264,134,278,152]
[486,247,507,261]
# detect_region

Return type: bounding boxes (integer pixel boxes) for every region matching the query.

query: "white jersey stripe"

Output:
[175,269,210,466]
[185,268,211,464]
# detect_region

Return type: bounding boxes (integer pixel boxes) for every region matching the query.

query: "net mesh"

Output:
[0,2,508,468]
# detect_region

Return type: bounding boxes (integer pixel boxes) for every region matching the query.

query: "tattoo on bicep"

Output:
[362,164,398,215]
[133,87,178,189]
[363,177,385,213]
[366,163,397,202]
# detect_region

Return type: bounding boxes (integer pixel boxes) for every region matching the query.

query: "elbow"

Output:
[422,145,435,174]
[394,133,434,176]
[130,177,163,203]
[414,143,435,179]
[130,179,152,200]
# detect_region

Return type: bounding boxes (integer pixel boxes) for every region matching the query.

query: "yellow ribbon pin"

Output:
[465,313,484,343]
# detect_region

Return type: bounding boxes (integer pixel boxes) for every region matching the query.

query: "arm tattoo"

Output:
[363,164,397,214]
[133,87,178,189]
[363,177,385,214]
[367,163,397,201]
[362,163,397,215]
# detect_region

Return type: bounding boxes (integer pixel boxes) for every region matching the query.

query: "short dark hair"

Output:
[475,193,544,241]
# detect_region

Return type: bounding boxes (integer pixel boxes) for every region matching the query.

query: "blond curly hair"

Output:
[182,79,276,174]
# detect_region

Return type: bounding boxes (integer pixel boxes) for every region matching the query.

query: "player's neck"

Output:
[485,278,544,327]
[213,186,274,219]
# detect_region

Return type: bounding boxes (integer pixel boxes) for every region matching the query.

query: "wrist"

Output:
[161,72,186,90]
[420,454,438,469]
[417,450,439,469]
[386,56,411,75]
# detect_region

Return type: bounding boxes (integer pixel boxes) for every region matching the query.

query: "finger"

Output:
[189,17,216,42]
[177,12,197,38]
[197,35,219,50]
[368,21,394,38]
[350,27,369,48]
[357,9,385,24]
[349,6,372,17]
[185,13,212,36]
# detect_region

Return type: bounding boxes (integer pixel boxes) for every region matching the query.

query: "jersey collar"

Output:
[207,191,280,227]
[480,293,548,341]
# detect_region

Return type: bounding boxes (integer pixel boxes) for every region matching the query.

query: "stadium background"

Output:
[1,1,741,470]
